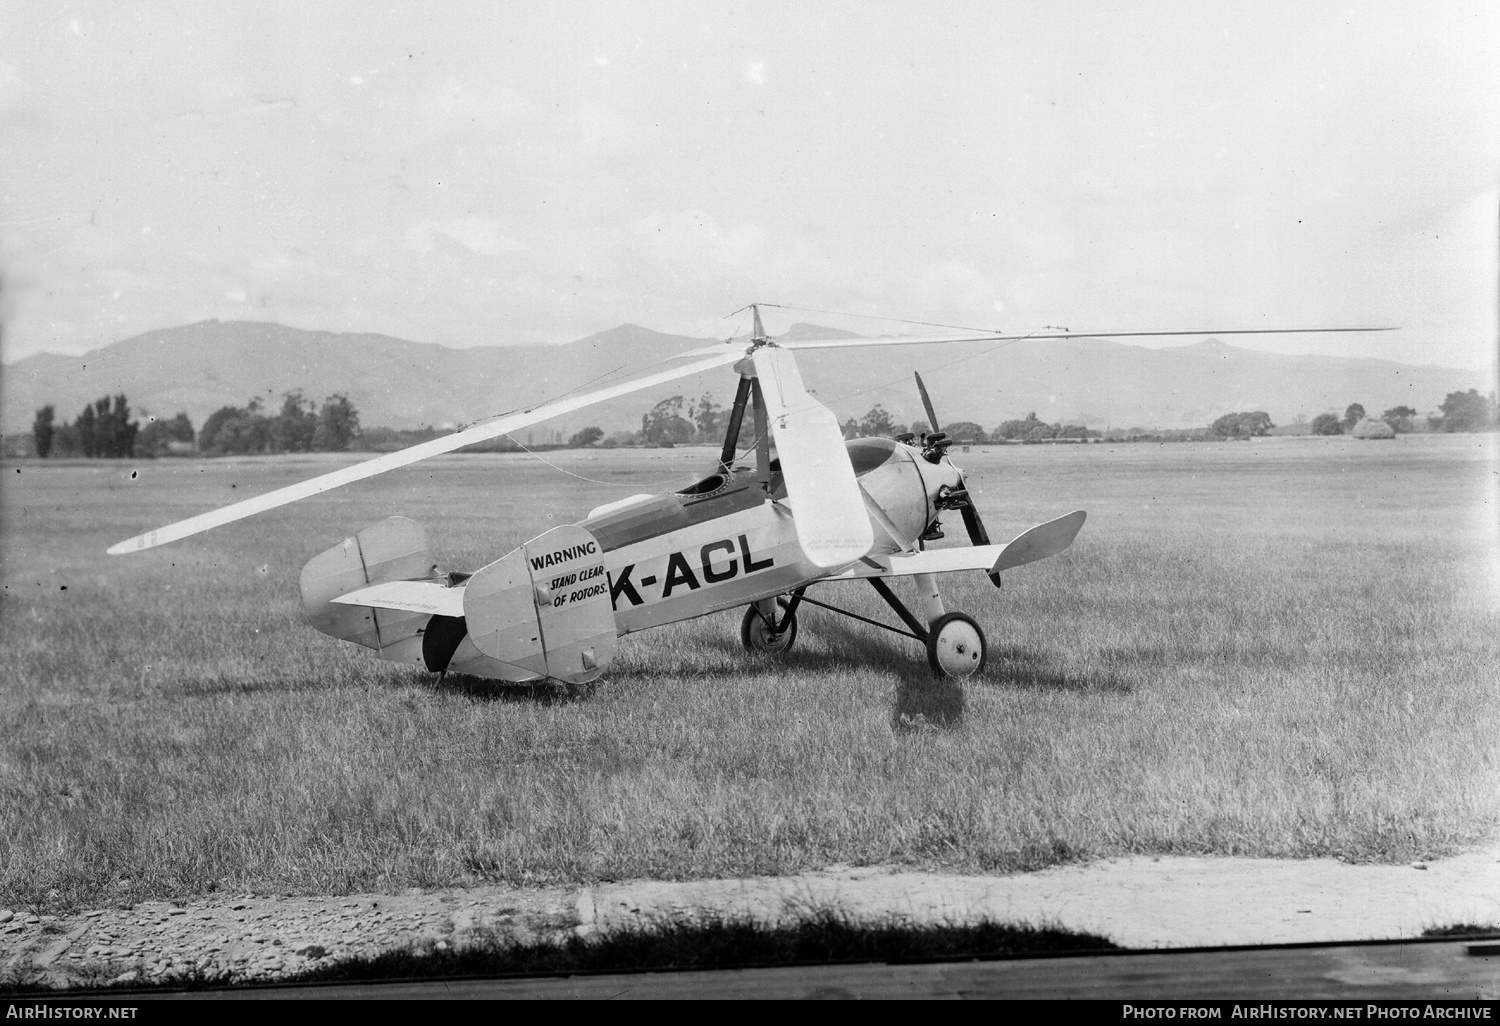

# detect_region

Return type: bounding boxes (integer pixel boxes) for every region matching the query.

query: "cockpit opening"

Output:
[675,473,728,496]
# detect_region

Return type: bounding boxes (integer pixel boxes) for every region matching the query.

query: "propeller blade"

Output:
[959,499,991,547]
[751,346,874,568]
[108,350,743,555]
[914,371,940,436]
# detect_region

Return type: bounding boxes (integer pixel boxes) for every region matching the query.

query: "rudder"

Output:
[300,516,435,660]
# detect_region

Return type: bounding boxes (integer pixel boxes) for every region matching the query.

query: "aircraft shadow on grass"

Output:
[177,600,1139,708]
[164,626,1133,712]
[985,646,1134,696]
[805,611,1134,701]
[422,670,597,706]
[420,644,873,706]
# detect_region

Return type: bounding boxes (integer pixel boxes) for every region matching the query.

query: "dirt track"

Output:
[3,841,1497,989]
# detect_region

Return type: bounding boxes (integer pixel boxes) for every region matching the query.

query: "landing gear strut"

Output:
[741,580,987,679]
[741,594,800,654]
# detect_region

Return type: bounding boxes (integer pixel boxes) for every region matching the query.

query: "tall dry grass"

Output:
[1,437,1496,911]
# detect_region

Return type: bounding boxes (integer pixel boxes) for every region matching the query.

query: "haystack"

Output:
[1352,417,1396,439]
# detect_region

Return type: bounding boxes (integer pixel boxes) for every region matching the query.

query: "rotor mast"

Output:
[718,303,776,488]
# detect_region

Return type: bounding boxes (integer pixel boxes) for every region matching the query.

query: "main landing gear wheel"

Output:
[741,598,797,655]
[926,612,986,678]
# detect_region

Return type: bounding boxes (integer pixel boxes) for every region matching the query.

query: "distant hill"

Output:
[1,320,711,441]
[2,319,1488,439]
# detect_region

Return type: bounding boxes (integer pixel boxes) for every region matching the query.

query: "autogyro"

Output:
[109,305,1380,684]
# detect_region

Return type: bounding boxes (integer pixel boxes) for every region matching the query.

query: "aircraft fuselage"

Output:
[577,436,962,634]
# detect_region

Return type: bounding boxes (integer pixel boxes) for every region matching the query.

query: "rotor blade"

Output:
[751,346,874,568]
[914,372,940,434]
[678,333,1012,356]
[777,326,1397,349]
[674,325,1395,358]
[108,350,743,555]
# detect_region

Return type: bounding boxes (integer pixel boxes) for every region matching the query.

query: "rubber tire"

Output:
[741,598,798,655]
[421,614,468,672]
[926,611,987,678]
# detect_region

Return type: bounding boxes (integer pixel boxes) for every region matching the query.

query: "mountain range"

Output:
[1,319,1488,438]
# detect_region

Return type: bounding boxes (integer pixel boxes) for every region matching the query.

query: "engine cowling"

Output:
[846,437,964,553]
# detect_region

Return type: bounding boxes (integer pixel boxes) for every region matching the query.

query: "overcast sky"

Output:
[2,1,1497,370]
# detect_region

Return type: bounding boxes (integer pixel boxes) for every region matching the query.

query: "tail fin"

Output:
[300,516,435,660]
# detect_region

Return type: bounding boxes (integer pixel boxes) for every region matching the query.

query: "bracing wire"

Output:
[751,301,1050,417]
[502,435,689,490]
[680,304,753,341]
[458,301,1021,489]
[722,308,752,343]
[455,304,759,432]
[450,362,628,433]
[818,331,1048,413]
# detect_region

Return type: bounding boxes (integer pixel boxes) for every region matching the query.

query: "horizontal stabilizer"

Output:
[332,579,466,618]
[826,510,1085,579]
[828,546,1009,579]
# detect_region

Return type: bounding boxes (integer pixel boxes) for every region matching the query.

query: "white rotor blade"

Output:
[675,325,1396,356]
[672,333,1008,358]
[751,346,874,568]
[778,332,1011,350]
[108,350,742,555]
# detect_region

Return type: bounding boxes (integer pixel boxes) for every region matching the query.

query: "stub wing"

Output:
[991,510,1086,572]
[827,510,1086,580]
[827,546,1008,580]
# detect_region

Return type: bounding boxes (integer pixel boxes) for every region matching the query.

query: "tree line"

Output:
[32,396,141,458]
[30,391,361,459]
[627,395,1101,447]
[1156,392,1496,443]
[619,389,1497,449]
[197,392,359,455]
[625,395,1101,446]
[1292,392,1493,437]
[26,386,1497,459]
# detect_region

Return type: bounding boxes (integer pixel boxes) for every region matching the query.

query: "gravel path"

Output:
[3,841,1496,991]
[0,888,579,989]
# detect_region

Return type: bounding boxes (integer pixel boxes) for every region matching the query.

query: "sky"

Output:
[1,1,1497,371]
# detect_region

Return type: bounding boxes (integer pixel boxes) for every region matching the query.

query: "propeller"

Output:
[912,372,951,464]
[751,345,874,568]
[913,371,991,551]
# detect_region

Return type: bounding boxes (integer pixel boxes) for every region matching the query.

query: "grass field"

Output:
[1,435,1496,912]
